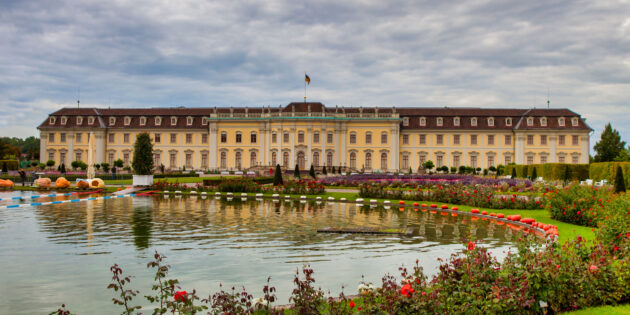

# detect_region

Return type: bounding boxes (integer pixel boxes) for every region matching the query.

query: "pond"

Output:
[0,191,518,314]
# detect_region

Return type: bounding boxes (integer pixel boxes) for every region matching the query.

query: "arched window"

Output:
[271,152,277,165]
[76,116,83,125]
[297,152,305,169]
[155,117,161,125]
[235,152,242,169]
[571,117,579,126]
[365,132,372,144]
[527,117,534,126]
[540,117,547,127]
[488,117,494,126]
[326,152,333,166]
[437,117,443,126]
[272,132,277,143]
[365,152,372,169]
[139,117,146,126]
[558,117,565,126]
[313,152,319,167]
[282,152,289,167]
[505,117,512,126]
[220,152,227,168]
[170,116,177,125]
[471,117,477,126]
[250,151,257,167]
[350,152,356,169]
[419,117,426,126]
[124,116,131,126]
[381,153,388,170]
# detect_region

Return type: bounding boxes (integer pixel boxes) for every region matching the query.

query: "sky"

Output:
[1,0,629,151]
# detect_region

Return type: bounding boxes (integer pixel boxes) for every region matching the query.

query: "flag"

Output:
[305,74,311,85]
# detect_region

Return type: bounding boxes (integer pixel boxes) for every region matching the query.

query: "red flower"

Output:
[401,284,414,297]
[556,264,561,269]
[349,301,355,309]
[589,265,598,273]
[467,241,475,251]
[174,291,187,302]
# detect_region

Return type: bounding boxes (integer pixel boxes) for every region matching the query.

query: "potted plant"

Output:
[132,133,155,186]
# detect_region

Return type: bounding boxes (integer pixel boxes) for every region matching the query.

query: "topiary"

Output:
[294,164,300,179]
[331,166,336,174]
[614,165,626,193]
[132,133,154,175]
[309,164,316,179]
[511,168,517,179]
[322,165,327,175]
[273,164,283,186]
[531,167,538,181]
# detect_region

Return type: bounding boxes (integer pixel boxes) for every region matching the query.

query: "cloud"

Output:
[1,0,629,152]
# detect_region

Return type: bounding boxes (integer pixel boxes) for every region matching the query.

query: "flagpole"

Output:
[304,72,307,103]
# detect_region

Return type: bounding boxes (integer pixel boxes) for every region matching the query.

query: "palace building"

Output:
[38,102,592,172]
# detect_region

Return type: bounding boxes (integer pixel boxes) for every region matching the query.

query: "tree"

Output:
[114,159,124,168]
[322,165,327,175]
[496,165,505,176]
[273,164,283,186]
[511,168,516,179]
[159,164,165,173]
[338,166,342,174]
[132,133,154,175]
[101,162,110,172]
[309,164,316,179]
[294,164,300,179]
[38,163,45,170]
[563,165,571,184]
[30,161,38,167]
[422,160,434,172]
[408,167,413,175]
[614,165,626,193]
[46,160,55,168]
[60,163,66,174]
[331,166,336,174]
[1,162,6,173]
[450,166,457,173]
[531,167,538,181]
[78,161,88,170]
[594,123,626,162]
[71,160,80,170]
[458,166,466,174]
[95,163,101,170]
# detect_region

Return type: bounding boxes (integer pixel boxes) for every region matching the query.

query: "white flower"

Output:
[252,297,269,306]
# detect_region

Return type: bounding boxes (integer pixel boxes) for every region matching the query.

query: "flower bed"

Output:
[322,174,533,188]
[150,178,326,195]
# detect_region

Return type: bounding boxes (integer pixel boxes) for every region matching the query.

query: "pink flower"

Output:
[589,265,598,273]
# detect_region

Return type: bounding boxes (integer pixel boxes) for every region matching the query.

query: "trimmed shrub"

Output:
[0,160,18,171]
[614,166,626,193]
[590,162,630,188]
[273,164,283,186]
[505,163,589,181]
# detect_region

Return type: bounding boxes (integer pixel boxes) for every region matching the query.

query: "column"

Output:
[334,122,341,166]
[264,122,271,166]
[515,133,525,164]
[95,132,105,164]
[321,125,326,162]
[259,123,265,166]
[209,123,217,169]
[67,134,74,166]
[39,130,47,163]
[549,135,557,163]
[391,124,400,171]
[339,122,347,168]
[580,134,589,164]
[307,126,312,168]
[289,126,295,167]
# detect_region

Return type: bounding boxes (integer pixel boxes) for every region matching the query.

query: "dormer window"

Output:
[155,116,162,125]
[109,117,116,126]
[49,116,56,124]
[76,116,83,125]
[540,117,547,127]
[60,116,67,125]
[124,116,131,126]
[139,116,146,126]
[471,117,478,127]
[436,117,443,126]
[419,117,426,126]
[402,117,409,126]
[186,116,193,126]
[170,116,177,126]
[558,117,565,126]
[571,117,579,126]
[487,117,494,127]
[453,117,460,126]
[505,117,512,126]
[527,117,534,126]
[202,117,208,125]
[88,116,94,125]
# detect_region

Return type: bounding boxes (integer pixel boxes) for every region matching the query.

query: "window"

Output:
[272,132,277,143]
[221,132,227,143]
[471,135,477,145]
[488,117,494,127]
[60,152,66,165]
[471,155,477,168]
[76,133,82,143]
[108,152,114,164]
[77,116,83,125]
[49,116,56,124]
[220,152,227,168]
[123,153,130,165]
[271,152,277,165]
[559,135,566,145]
[505,135,512,145]
[419,155,426,164]
[124,116,131,126]
[487,156,495,167]
[436,155,443,167]
[154,153,161,166]
[60,133,66,143]
[235,152,241,169]
[437,117,443,126]
[202,117,208,125]
[471,117,477,127]
[572,135,579,146]
[326,152,333,166]
[298,131,304,143]
[88,116,94,125]
[155,117,162,125]
[235,132,242,143]
[527,135,534,145]
[436,134,443,145]
[48,151,54,161]
[453,155,460,167]
[171,117,177,126]
[250,132,257,143]
[185,133,192,144]
[140,117,146,126]
[327,132,333,144]
[419,117,426,126]
[349,152,356,169]
[349,133,356,144]
[202,134,208,144]
[201,153,208,167]
[505,118,512,126]
[313,132,319,143]
[540,117,547,127]
[402,155,409,169]
[454,117,460,126]
[540,155,547,164]
[250,151,257,167]
[527,117,533,126]
[313,152,320,167]
[402,117,409,126]
[185,153,192,168]
[540,135,547,145]
[155,133,161,143]
[108,133,114,143]
[365,152,372,169]
[61,116,67,125]
[284,132,290,143]
[453,135,460,145]
[559,155,566,163]
[283,152,289,167]
[572,155,579,164]
[381,132,388,144]
[109,117,116,126]
[504,155,511,165]
[365,132,372,144]
[572,118,579,126]
[170,133,177,144]
[402,134,409,145]
[76,151,82,162]
[123,133,130,143]
[488,135,494,145]
[419,134,426,145]
[186,117,193,126]
[558,117,565,126]
[527,155,534,165]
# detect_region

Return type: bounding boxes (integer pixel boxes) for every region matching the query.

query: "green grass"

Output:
[104,177,209,185]
[564,304,630,314]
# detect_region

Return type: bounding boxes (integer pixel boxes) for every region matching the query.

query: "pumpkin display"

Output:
[35,177,52,188]
[76,180,90,189]
[0,179,14,188]
[55,177,70,188]
[89,178,105,189]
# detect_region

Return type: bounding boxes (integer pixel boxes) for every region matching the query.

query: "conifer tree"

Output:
[309,164,316,179]
[531,167,538,181]
[594,123,626,162]
[614,165,626,193]
[322,165,327,175]
[511,168,516,179]
[294,164,300,179]
[273,164,283,186]
[331,166,336,174]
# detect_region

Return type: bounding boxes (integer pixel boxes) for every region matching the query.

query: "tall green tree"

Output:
[309,164,316,179]
[322,165,327,175]
[511,168,516,179]
[294,164,300,179]
[132,133,154,175]
[594,123,626,162]
[531,167,538,180]
[614,165,626,193]
[273,164,283,186]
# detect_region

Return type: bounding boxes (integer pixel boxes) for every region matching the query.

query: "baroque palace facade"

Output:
[38,102,592,172]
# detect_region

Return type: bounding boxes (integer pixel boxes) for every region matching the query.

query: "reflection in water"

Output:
[0,191,518,315]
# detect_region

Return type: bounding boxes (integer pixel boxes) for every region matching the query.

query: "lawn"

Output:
[564,304,630,314]
[104,177,210,185]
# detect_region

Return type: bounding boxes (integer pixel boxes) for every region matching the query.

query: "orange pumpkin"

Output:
[55,177,70,188]
[35,177,52,188]
[77,180,90,189]
[0,179,14,188]
[89,178,105,188]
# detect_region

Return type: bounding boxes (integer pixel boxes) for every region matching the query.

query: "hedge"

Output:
[504,163,589,181]
[0,160,19,171]
[202,177,274,186]
[589,162,630,188]
[0,172,200,182]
